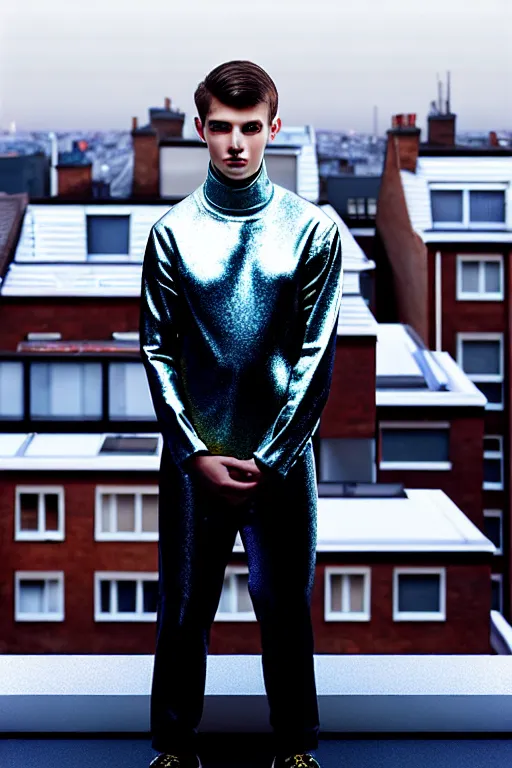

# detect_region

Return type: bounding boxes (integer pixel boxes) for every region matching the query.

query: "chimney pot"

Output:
[164,97,171,111]
[132,116,138,131]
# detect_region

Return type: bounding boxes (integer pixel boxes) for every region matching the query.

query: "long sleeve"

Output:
[139,224,210,469]
[252,221,343,479]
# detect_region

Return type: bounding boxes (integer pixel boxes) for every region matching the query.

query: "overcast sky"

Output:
[1,0,511,136]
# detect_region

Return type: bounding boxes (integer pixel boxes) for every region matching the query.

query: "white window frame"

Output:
[483,435,504,490]
[324,567,371,622]
[393,567,446,621]
[456,255,504,301]
[94,486,159,541]
[15,571,65,622]
[15,486,65,541]
[215,565,256,622]
[484,509,503,556]
[85,208,132,262]
[94,572,158,622]
[429,183,507,230]
[456,332,504,410]
[379,421,452,471]
[491,573,503,613]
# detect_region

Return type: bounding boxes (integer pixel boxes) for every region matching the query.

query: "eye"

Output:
[244,123,260,132]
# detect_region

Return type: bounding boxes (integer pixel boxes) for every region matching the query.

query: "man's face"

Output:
[194,94,281,180]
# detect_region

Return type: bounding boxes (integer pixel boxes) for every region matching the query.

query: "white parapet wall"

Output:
[1,652,512,734]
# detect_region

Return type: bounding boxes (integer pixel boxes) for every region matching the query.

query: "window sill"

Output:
[379,462,452,471]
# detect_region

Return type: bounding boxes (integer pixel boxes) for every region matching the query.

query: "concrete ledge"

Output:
[1,654,512,733]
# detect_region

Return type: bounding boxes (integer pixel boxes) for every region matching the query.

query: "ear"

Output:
[270,115,282,140]
[194,116,205,142]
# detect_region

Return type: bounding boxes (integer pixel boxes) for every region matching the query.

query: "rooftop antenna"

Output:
[446,70,451,113]
[438,75,443,114]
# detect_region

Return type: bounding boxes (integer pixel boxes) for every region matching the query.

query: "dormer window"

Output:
[86,214,130,259]
[430,185,506,229]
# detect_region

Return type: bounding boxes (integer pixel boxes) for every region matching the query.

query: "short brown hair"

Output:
[194,60,279,127]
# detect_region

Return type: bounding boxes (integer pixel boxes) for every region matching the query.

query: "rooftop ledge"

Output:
[2,636,512,735]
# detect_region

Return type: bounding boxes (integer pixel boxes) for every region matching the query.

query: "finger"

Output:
[223,478,259,490]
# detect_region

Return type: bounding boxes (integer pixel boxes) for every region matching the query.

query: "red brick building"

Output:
[373,109,512,620]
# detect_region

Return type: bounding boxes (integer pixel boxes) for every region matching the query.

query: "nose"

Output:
[230,127,243,151]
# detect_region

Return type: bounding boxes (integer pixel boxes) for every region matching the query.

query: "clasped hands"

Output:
[187,454,269,507]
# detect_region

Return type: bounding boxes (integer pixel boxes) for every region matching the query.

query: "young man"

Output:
[140,60,343,768]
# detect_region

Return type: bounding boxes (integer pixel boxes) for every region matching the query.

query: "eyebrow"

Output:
[207,119,263,128]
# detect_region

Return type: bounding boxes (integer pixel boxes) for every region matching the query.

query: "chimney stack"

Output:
[164,97,171,110]
[56,144,93,198]
[386,113,421,173]
[489,131,499,147]
[132,116,138,131]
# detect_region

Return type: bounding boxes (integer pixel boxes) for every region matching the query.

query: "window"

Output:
[325,568,371,621]
[456,256,503,300]
[15,487,64,540]
[86,215,130,257]
[320,438,375,482]
[15,572,64,621]
[347,197,376,220]
[393,568,446,621]
[483,435,503,490]
[483,510,503,555]
[470,191,506,224]
[94,573,158,621]
[379,423,450,470]
[431,190,463,223]
[215,567,256,621]
[491,574,503,613]
[457,333,503,409]
[30,362,102,419]
[0,361,23,418]
[95,487,158,540]
[108,362,156,420]
[430,186,506,228]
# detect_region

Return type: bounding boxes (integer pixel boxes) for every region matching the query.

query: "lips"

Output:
[226,158,247,164]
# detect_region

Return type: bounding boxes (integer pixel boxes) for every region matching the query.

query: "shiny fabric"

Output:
[140,157,343,757]
[139,158,343,479]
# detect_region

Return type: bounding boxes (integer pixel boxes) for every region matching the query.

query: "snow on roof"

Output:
[320,203,375,272]
[376,324,487,407]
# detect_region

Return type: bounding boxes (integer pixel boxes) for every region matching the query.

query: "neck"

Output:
[202,157,274,216]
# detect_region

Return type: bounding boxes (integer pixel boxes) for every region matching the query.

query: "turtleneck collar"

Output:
[202,158,274,216]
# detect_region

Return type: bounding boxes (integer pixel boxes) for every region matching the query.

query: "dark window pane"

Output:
[86,215,130,255]
[381,429,449,462]
[44,493,59,531]
[20,493,39,530]
[492,579,501,611]
[461,341,500,375]
[431,190,463,222]
[100,581,111,612]
[484,458,502,484]
[143,581,158,613]
[469,191,505,223]
[483,516,501,550]
[476,382,503,404]
[117,581,136,612]
[484,437,502,452]
[398,574,440,612]
[484,262,501,293]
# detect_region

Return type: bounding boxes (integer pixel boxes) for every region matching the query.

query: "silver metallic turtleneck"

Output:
[140,156,343,479]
